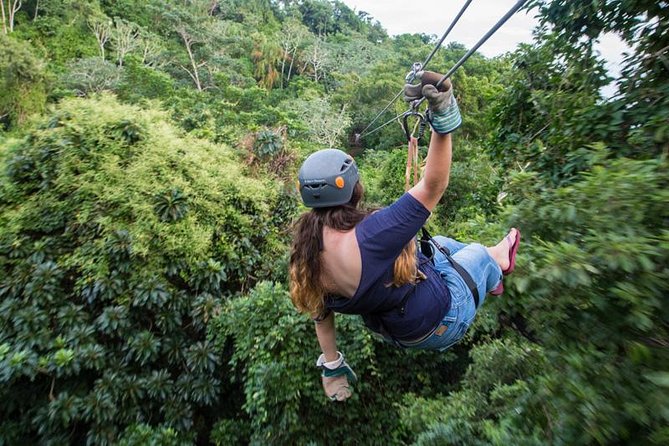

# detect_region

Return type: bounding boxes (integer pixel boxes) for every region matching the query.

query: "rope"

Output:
[358,0,475,140]
[405,136,420,191]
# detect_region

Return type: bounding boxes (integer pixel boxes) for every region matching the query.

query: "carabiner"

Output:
[402,110,427,143]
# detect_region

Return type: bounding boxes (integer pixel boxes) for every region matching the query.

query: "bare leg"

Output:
[486,228,519,271]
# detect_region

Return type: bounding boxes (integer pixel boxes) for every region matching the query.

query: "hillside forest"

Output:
[0,0,667,444]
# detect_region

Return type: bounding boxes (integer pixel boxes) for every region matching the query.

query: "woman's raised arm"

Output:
[409,132,452,211]
[403,73,462,211]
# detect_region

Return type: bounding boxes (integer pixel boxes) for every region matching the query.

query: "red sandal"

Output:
[490,228,521,296]
[502,228,521,275]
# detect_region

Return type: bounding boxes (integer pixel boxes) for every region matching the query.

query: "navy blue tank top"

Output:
[325,193,451,341]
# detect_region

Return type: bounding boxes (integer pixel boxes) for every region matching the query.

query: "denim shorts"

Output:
[398,236,502,351]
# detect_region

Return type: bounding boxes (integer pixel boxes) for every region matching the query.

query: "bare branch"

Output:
[111,18,140,67]
[89,19,112,60]
[176,26,203,91]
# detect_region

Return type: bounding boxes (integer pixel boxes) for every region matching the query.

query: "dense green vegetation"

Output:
[1,0,667,444]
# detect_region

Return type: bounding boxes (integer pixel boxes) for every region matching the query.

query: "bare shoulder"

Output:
[322,225,356,242]
[322,226,359,259]
[321,226,361,298]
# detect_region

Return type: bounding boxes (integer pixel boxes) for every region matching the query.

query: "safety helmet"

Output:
[298,149,359,208]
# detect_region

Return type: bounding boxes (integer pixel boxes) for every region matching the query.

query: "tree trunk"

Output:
[91,21,110,60]
[280,47,288,88]
[179,29,202,91]
[113,19,139,68]
[8,0,21,32]
[287,48,296,82]
[1,1,7,34]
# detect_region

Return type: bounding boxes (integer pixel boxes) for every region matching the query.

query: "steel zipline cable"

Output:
[356,0,474,139]
[358,110,407,139]
[355,89,404,140]
[415,0,529,107]
[419,0,474,72]
[358,0,529,140]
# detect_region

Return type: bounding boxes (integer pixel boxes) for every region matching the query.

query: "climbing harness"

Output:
[375,225,481,348]
[419,227,481,309]
[357,0,529,140]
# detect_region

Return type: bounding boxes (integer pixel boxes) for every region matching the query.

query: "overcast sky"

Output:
[340,0,629,84]
[343,0,539,58]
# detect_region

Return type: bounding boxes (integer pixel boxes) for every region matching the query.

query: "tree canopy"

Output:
[1,0,667,444]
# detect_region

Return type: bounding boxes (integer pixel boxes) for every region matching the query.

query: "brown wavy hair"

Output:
[289,182,421,317]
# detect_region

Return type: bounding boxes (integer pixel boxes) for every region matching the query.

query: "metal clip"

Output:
[402,110,427,142]
[404,61,423,83]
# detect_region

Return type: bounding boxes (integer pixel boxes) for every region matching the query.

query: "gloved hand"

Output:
[403,71,462,135]
[316,351,357,402]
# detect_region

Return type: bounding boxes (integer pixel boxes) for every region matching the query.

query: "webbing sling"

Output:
[419,227,480,308]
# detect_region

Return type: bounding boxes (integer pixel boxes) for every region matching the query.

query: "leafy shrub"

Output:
[211,281,474,445]
[0,34,47,129]
[253,129,283,159]
[357,147,412,207]
[60,57,123,96]
[117,56,175,103]
[285,96,352,148]
[27,12,98,65]
[358,141,501,226]
[117,423,191,446]
[0,95,288,444]
[400,152,669,444]
[153,188,189,222]
[398,337,546,445]
[498,153,669,444]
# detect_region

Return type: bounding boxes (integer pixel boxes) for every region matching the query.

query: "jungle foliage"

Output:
[0,0,667,444]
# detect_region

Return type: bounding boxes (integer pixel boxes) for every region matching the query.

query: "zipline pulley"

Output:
[402,60,429,143]
[405,62,423,84]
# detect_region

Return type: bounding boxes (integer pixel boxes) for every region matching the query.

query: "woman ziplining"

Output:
[289,0,529,401]
[289,71,521,401]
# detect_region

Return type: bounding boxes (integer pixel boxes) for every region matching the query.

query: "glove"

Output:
[316,351,357,402]
[403,71,462,135]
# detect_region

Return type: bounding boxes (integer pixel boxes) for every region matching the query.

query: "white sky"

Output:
[343,0,539,58]
[341,0,629,89]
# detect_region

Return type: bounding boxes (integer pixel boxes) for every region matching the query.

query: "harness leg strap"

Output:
[421,228,480,308]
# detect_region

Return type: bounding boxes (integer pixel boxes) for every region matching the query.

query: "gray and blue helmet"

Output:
[298,149,359,208]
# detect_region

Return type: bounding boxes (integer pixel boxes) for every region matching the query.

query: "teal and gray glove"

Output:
[316,351,358,402]
[403,71,462,135]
